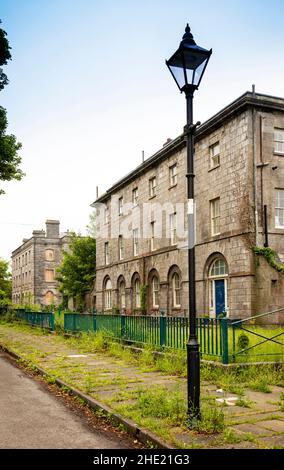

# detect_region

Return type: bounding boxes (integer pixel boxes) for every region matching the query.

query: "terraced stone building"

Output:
[11,220,70,307]
[92,92,284,322]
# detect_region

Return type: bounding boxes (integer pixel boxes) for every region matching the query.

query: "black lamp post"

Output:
[166,24,212,422]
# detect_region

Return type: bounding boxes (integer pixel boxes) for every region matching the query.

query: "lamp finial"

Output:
[181,23,196,46]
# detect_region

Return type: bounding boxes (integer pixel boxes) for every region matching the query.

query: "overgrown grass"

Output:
[136,387,187,425]
[201,363,283,394]
[229,325,284,363]
[196,403,225,434]
[1,321,284,449]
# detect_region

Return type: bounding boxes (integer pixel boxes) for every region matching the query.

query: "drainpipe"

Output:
[252,85,259,246]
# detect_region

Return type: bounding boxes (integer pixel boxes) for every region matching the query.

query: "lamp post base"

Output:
[187,338,201,426]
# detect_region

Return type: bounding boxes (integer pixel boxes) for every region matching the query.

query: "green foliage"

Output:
[0,19,12,91]
[253,246,284,273]
[140,285,147,313]
[56,234,96,311]
[0,106,24,195]
[195,403,225,434]
[237,332,250,351]
[235,396,253,408]
[136,386,187,425]
[0,258,11,306]
[156,349,187,376]
[86,210,96,238]
[249,377,272,393]
[0,21,23,193]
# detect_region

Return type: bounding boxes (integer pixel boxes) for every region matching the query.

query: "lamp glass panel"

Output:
[168,64,186,89]
[192,59,207,86]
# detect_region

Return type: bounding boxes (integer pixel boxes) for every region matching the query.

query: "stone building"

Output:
[92,92,284,321]
[12,220,70,307]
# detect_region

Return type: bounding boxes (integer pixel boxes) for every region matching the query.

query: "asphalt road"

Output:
[0,353,132,449]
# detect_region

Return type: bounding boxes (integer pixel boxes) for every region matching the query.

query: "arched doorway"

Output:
[208,257,228,318]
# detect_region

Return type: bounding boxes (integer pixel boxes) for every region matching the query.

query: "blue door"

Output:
[215,279,225,317]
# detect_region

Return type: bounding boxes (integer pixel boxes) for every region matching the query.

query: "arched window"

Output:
[45,249,54,261]
[118,277,126,310]
[172,273,181,308]
[134,278,140,308]
[45,291,54,305]
[104,278,112,310]
[209,258,228,277]
[152,276,159,308]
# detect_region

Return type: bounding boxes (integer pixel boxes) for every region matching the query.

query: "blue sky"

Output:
[1,0,284,260]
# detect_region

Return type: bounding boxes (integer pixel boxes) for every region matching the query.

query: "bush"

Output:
[237,332,250,351]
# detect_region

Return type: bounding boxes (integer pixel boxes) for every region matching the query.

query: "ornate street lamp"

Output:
[166,24,212,423]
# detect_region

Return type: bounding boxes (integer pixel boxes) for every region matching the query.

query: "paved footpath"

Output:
[0,353,133,449]
[0,324,284,448]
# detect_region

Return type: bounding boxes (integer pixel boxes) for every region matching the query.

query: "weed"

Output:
[45,375,56,385]
[279,402,284,412]
[138,346,156,370]
[221,428,242,444]
[136,386,186,425]
[249,378,272,393]
[84,373,95,393]
[196,403,225,434]
[155,349,187,376]
[235,397,253,408]
[108,342,134,363]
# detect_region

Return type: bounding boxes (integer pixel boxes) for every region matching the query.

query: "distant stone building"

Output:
[11,220,70,307]
[92,92,284,322]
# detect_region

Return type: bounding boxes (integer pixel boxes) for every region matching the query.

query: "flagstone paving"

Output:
[0,323,283,449]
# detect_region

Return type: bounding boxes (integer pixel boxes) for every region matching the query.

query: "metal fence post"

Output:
[50,312,55,331]
[121,313,126,338]
[160,310,166,347]
[221,317,229,364]
[93,309,97,332]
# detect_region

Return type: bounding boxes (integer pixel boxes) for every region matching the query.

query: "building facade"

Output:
[12,220,70,307]
[92,92,284,321]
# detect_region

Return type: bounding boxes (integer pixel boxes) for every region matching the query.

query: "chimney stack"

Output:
[46,220,60,239]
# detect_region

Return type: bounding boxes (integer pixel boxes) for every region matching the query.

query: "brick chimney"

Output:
[46,220,60,239]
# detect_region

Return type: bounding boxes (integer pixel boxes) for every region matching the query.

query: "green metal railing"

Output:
[9,306,284,364]
[231,307,284,362]
[64,313,227,362]
[15,309,54,330]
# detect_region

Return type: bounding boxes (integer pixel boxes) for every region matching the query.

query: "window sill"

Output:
[208,164,220,172]
[273,151,284,157]
[168,184,177,190]
[149,195,157,200]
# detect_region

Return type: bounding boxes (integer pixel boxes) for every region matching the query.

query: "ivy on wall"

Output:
[253,247,284,273]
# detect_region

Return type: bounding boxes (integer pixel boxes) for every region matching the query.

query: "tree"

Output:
[0,20,11,91]
[56,234,96,311]
[86,210,96,238]
[0,20,24,194]
[0,106,24,194]
[0,258,12,307]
